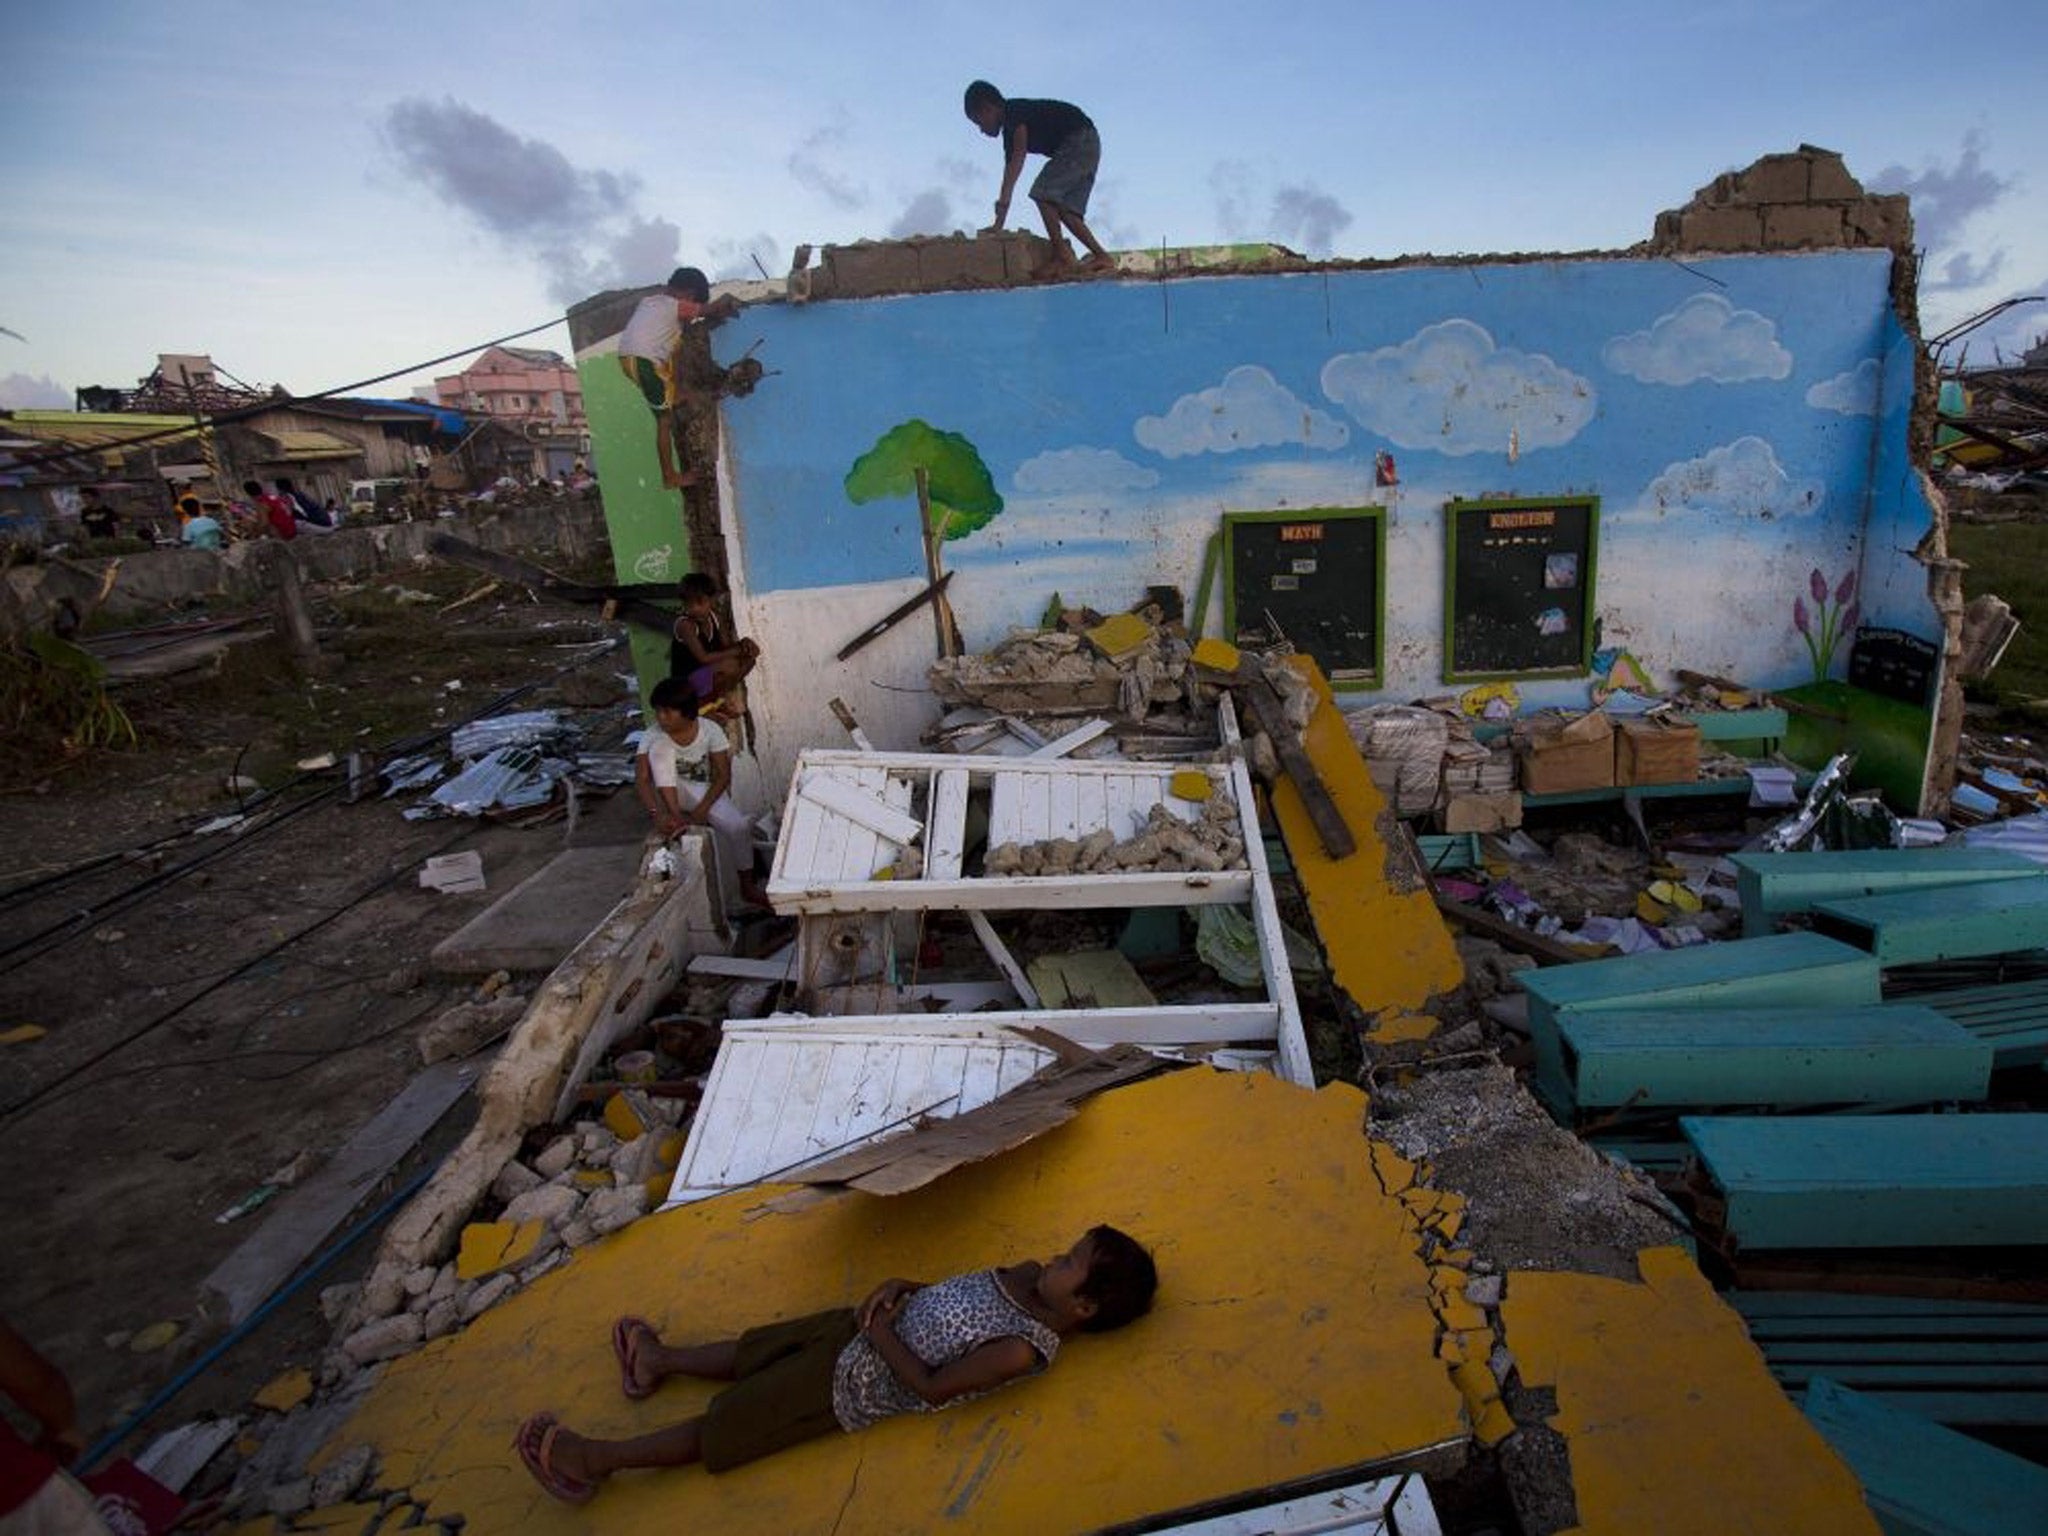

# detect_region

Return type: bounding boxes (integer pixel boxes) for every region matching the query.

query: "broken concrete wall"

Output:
[578,153,1949,804]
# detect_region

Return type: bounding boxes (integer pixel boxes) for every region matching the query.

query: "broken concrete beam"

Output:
[417,995,527,1065]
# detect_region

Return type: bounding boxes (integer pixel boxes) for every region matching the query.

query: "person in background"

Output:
[77,495,118,541]
[670,573,759,717]
[616,266,740,490]
[276,476,331,528]
[243,479,296,541]
[176,495,223,551]
[0,1316,114,1534]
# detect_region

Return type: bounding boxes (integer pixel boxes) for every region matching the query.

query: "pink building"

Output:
[433,346,585,429]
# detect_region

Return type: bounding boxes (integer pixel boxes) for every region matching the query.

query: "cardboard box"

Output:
[1439,791,1524,834]
[1615,716,1702,785]
[1515,711,1615,795]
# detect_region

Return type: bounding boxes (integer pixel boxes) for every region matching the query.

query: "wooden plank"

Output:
[687,952,799,981]
[1218,695,1313,1086]
[797,769,923,847]
[1239,674,1355,860]
[927,768,970,881]
[1913,978,2048,1067]
[1435,894,1592,968]
[1681,1113,2048,1250]
[756,1003,1281,1047]
[1031,718,1113,759]
[1801,1376,2048,1530]
[1730,848,2041,938]
[776,784,829,886]
[969,910,1041,1009]
[768,869,1254,914]
[200,1059,483,1326]
[1049,770,1080,840]
[1557,1004,1992,1109]
[1812,880,2048,967]
[988,771,1023,847]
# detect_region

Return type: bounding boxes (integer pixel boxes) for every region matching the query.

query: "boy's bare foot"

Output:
[1080,253,1117,274]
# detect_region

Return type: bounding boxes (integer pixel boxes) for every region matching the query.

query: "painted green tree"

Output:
[845,420,1003,655]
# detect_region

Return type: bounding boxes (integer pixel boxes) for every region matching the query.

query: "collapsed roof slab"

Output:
[322,1069,1466,1533]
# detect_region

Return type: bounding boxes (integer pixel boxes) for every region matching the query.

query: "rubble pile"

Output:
[985,800,1247,877]
[322,1088,685,1386]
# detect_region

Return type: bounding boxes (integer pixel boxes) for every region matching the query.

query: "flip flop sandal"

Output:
[513,1412,597,1505]
[612,1316,659,1400]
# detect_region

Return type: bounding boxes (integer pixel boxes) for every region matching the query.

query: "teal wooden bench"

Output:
[1557,1004,1990,1110]
[1681,1113,2048,1250]
[1732,1294,2048,1429]
[1802,1377,2048,1528]
[1910,976,2048,1068]
[1520,932,1879,1113]
[1811,880,2048,966]
[1729,847,2042,938]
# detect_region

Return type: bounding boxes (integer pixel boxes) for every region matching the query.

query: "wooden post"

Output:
[269,546,319,670]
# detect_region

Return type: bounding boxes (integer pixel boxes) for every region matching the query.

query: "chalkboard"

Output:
[1443,496,1599,681]
[1848,627,1939,707]
[1222,508,1383,686]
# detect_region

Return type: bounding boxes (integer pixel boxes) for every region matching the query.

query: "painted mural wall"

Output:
[586,248,1942,803]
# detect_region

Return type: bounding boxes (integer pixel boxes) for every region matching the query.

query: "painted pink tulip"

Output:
[1835,568,1857,605]
[1809,568,1829,604]
[1793,594,1811,635]
[1840,601,1860,633]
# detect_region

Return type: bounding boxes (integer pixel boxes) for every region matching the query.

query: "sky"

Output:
[3,1,2044,409]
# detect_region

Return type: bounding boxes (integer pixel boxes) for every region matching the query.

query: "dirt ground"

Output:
[0,561,657,1451]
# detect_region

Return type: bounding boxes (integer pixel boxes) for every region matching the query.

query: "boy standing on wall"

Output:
[964,80,1114,280]
[617,267,741,490]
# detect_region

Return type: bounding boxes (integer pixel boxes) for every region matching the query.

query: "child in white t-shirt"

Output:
[634,677,763,907]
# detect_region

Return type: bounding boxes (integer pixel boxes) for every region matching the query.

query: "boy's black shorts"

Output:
[700,1307,858,1472]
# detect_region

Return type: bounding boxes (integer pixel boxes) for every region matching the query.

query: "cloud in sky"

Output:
[1602,294,1793,385]
[0,372,70,409]
[1636,436,1824,521]
[1135,365,1350,458]
[706,233,783,282]
[1013,447,1160,495]
[1209,161,1354,255]
[1321,320,1595,456]
[788,113,868,211]
[1872,130,2012,257]
[383,97,678,304]
[1805,360,1881,416]
[888,190,960,239]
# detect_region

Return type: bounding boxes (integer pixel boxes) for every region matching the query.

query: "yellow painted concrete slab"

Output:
[328,1069,1464,1534]
[1274,659,1463,1015]
[1502,1246,1881,1535]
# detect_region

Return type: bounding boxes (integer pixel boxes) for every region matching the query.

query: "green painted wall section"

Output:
[576,349,685,701]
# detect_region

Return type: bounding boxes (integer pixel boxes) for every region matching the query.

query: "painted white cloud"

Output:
[1601,294,1793,385]
[1013,447,1160,495]
[1804,359,1882,416]
[1134,364,1350,459]
[1635,436,1824,521]
[1319,320,1595,457]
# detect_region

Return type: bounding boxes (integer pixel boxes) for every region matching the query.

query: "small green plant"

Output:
[0,632,137,754]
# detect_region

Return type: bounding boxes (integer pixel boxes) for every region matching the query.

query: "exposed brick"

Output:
[916,235,1010,290]
[824,242,924,297]
[1763,203,1847,249]
[1677,204,1764,251]
[1845,194,1912,250]
[1740,154,1812,204]
[1805,153,1864,201]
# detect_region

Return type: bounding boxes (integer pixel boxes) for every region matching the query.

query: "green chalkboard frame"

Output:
[1442,495,1600,683]
[1222,506,1386,690]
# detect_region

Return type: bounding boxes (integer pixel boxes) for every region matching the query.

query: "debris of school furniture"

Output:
[1519,931,1881,1114]
[1192,641,1355,860]
[1728,846,2042,937]
[1809,878,2048,965]
[1802,1377,2048,1535]
[1613,714,1701,786]
[1514,710,1616,796]
[1737,1295,2048,1428]
[1680,1113,2048,1249]
[1907,973,2048,1068]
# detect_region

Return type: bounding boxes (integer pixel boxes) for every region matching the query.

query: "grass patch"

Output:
[1948,520,2048,707]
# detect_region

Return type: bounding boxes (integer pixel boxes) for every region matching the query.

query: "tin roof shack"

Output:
[0,410,210,543]
[573,148,1955,820]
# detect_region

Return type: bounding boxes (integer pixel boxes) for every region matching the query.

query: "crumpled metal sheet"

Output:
[431,745,553,815]
[1953,808,2048,866]
[379,754,447,796]
[449,710,576,759]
